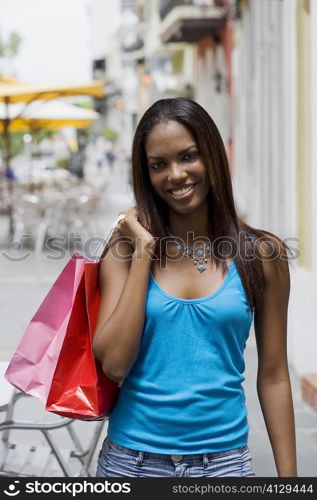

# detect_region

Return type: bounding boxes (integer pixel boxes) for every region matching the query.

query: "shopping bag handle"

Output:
[92,213,127,261]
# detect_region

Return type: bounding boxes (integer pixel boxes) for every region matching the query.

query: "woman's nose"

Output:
[168,162,187,181]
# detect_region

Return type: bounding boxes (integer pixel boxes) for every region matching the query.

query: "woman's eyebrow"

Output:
[148,145,196,160]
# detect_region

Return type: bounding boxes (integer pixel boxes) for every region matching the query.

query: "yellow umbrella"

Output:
[0,76,105,236]
[0,118,95,132]
[0,100,100,132]
[0,74,21,85]
[0,81,105,104]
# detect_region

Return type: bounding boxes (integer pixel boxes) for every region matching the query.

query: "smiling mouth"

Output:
[168,183,197,199]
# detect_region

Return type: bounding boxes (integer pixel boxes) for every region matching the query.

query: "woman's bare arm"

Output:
[93,210,156,385]
[254,239,297,477]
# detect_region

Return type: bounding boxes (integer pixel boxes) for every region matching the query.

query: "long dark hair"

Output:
[131,97,291,313]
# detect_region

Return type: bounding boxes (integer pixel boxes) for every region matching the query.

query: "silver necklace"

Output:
[167,230,212,273]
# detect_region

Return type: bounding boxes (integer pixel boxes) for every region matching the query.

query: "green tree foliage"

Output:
[0,130,56,160]
[0,132,23,159]
[0,31,22,57]
[0,30,23,158]
[102,127,118,141]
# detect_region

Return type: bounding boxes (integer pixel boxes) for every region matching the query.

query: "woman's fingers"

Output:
[119,208,135,216]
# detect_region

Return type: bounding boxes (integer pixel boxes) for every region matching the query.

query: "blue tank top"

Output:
[108,260,254,454]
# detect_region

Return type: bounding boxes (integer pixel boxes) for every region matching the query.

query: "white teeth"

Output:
[170,184,195,196]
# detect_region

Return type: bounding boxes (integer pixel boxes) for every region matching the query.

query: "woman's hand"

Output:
[117,208,156,257]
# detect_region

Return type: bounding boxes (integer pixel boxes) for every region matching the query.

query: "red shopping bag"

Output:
[5,214,125,420]
[45,257,119,419]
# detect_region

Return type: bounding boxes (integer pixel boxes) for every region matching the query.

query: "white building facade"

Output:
[233,0,317,390]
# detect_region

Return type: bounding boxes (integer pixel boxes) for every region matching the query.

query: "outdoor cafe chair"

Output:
[0,362,106,477]
[11,193,47,253]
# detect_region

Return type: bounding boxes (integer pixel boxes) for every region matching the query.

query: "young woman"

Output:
[93,98,297,477]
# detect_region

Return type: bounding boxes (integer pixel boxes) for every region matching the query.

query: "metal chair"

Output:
[0,362,106,477]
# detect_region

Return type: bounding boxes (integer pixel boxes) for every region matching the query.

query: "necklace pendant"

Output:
[197,264,206,273]
[168,230,211,274]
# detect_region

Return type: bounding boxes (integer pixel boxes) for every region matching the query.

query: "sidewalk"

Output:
[1,163,316,476]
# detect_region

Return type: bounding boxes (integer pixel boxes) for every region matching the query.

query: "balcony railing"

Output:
[159,0,227,44]
[160,0,222,20]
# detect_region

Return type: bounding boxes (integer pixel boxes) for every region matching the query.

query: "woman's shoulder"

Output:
[248,230,290,284]
[240,222,290,272]
[242,225,285,254]
[101,231,133,261]
[98,233,133,291]
[99,215,134,263]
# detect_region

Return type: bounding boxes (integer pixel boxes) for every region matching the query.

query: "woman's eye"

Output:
[149,162,165,170]
[149,152,198,169]
[183,152,198,161]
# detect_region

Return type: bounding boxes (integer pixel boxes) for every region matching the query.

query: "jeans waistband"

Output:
[106,437,248,465]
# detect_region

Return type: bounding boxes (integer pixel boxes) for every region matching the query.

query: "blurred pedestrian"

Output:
[95,136,105,170]
[0,164,17,181]
[93,98,296,478]
[105,141,117,172]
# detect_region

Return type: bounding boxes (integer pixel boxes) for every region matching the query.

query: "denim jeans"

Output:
[96,437,256,477]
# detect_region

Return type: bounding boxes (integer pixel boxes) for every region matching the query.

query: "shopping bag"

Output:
[45,255,116,419]
[5,214,126,420]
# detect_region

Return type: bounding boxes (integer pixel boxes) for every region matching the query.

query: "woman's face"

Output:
[145,120,210,215]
